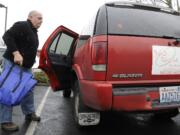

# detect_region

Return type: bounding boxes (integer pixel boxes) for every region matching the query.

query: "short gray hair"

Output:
[28,10,41,18]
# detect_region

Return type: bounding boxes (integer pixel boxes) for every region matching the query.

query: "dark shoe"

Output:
[25,113,41,122]
[1,122,19,131]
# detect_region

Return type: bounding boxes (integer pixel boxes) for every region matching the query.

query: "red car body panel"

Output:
[40,32,180,111]
[107,36,180,81]
[39,3,180,114]
[39,25,78,90]
[79,80,180,111]
[73,35,180,111]
[73,35,108,81]
[80,80,112,110]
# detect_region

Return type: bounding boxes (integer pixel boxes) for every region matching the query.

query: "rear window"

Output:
[107,6,180,38]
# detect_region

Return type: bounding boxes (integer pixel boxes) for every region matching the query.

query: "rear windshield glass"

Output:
[107,6,180,38]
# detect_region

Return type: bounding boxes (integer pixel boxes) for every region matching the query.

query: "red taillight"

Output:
[92,42,107,71]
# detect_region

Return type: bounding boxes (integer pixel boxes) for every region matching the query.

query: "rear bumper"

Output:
[80,80,180,111]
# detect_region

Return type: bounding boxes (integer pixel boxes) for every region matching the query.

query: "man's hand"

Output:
[13,51,23,66]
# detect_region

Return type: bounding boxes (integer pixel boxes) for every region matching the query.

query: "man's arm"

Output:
[3,22,24,65]
[2,22,21,53]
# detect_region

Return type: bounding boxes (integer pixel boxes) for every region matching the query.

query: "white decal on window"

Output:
[152,46,180,75]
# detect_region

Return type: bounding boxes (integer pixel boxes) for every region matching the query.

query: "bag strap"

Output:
[11,68,23,93]
[0,64,15,88]
[0,63,24,93]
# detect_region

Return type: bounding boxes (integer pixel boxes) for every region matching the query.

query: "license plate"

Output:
[160,86,180,103]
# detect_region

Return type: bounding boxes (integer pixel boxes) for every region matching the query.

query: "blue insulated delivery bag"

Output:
[0,64,37,106]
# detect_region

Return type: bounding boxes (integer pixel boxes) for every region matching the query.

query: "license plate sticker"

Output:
[160,86,180,103]
[78,112,100,126]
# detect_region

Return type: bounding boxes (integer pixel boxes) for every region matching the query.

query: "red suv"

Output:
[39,2,180,126]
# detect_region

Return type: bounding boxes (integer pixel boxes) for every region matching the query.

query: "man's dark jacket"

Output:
[3,20,39,68]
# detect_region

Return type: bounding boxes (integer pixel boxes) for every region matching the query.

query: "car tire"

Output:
[62,89,71,98]
[73,80,100,127]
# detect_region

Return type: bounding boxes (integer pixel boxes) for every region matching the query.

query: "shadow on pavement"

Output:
[72,112,180,135]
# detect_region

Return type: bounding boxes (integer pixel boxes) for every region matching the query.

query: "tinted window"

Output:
[56,33,74,55]
[107,6,180,38]
[49,34,60,53]
[49,32,74,56]
[94,5,107,35]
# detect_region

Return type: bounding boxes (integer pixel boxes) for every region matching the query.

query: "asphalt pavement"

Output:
[1,85,180,135]
[0,85,48,135]
[34,87,180,135]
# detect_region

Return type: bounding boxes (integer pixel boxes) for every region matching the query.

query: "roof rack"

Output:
[106,1,180,15]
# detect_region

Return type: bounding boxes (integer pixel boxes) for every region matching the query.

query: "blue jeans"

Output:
[0,59,35,123]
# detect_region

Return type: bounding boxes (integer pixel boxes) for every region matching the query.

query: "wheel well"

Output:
[71,70,78,89]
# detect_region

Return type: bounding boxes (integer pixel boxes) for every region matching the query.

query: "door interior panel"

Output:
[48,53,72,67]
[41,26,78,90]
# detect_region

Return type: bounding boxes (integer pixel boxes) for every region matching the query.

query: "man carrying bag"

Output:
[0,62,37,106]
[0,10,43,132]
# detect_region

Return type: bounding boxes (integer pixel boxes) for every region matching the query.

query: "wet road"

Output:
[0,85,48,135]
[35,89,180,135]
[1,86,180,135]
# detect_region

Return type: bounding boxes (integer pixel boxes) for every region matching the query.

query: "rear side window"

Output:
[49,33,74,56]
[94,5,107,35]
[107,6,180,38]
[56,33,74,55]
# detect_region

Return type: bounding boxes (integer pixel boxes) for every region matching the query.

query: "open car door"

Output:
[39,25,78,91]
